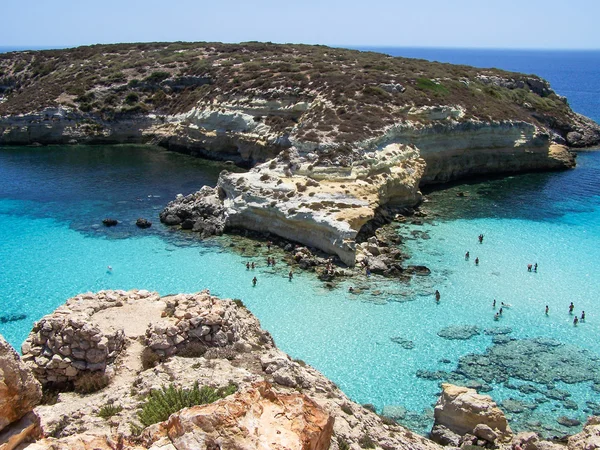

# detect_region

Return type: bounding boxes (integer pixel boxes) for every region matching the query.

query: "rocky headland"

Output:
[1,42,600,263]
[2,289,600,450]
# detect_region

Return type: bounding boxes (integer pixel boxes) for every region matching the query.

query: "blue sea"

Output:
[1,48,600,436]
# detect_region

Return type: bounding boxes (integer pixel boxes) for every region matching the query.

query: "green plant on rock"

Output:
[358,433,376,449]
[136,382,237,427]
[98,402,123,419]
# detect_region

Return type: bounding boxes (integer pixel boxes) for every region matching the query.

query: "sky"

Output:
[1,0,599,50]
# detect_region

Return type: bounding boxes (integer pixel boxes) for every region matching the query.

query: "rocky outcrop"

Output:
[12,290,444,450]
[0,335,42,450]
[162,143,425,266]
[567,416,600,450]
[432,383,512,445]
[142,382,334,450]
[0,335,42,432]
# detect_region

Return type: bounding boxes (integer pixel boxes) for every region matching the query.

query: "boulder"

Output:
[430,424,461,446]
[136,218,152,229]
[101,218,118,227]
[0,335,42,432]
[567,416,600,450]
[0,411,42,450]
[142,382,334,450]
[432,383,511,441]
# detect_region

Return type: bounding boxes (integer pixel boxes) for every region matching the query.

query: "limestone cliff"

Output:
[1,42,599,263]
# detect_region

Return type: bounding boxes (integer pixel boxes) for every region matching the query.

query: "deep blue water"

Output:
[1,48,599,436]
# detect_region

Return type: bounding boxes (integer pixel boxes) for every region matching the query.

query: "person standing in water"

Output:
[465,251,470,260]
[435,290,441,302]
[574,316,579,326]
[569,302,574,314]
[545,305,549,315]
[478,234,484,244]
[252,276,257,286]
[493,299,497,308]
[581,311,586,321]
[288,270,293,281]
[475,257,479,266]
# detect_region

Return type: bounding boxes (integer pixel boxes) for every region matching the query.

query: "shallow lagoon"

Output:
[1,145,600,436]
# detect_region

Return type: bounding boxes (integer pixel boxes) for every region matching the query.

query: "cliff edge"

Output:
[1,42,599,263]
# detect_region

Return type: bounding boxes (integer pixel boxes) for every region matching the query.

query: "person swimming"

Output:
[494,312,500,321]
[501,302,512,308]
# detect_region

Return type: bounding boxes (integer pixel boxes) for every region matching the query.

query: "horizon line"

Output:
[1,42,600,52]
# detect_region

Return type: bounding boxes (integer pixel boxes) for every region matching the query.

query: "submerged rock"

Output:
[390,336,415,349]
[438,325,481,340]
[101,218,118,227]
[135,218,152,228]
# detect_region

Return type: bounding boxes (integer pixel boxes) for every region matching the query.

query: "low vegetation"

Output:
[136,382,237,427]
[0,42,574,144]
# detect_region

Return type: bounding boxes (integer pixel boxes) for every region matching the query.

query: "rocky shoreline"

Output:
[2,289,600,450]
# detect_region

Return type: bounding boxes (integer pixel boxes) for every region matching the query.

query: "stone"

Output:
[101,218,118,227]
[141,382,334,450]
[136,218,152,229]
[0,411,42,450]
[0,335,42,432]
[473,423,498,442]
[430,424,461,446]
[432,383,511,440]
[557,416,581,427]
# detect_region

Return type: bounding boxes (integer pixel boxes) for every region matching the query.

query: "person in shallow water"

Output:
[475,257,479,266]
[499,307,503,316]
[581,311,586,321]
[569,302,575,314]
[435,290,441,302]
[545,305,549,315]
[465,251,470,260]
[288,270,293,281]
[493,299,496,308]
[246,262,250,270]
[527,264,532,272]
[252,276,257,286]
[574,316,579,326]
[494,312,500,320]
[251,262,255,270]
[478,234,484,243]
[534,262,538,272]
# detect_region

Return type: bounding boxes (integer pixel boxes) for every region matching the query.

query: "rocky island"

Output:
[2,289,600,450]
[1,42,599,264]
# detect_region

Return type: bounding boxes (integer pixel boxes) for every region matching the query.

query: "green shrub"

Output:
[416,77,449,94]
[141,347,162,370]
[232,298,245,308]
[358,433,376,449]
[125,92,139,104]
[98,402,123,419]
[337,437,350,450]
[144,71,170,84]
[137,382,237,427]
[73,372,109,394]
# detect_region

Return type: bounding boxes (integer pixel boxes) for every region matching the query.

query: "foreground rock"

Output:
[432,383,512,445]
[0,335,42,449]
[142,382,334,450]
[16,290,442,450]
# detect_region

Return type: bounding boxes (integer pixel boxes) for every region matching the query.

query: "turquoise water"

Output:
[2,145,599,436]
[1,48,600,436]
